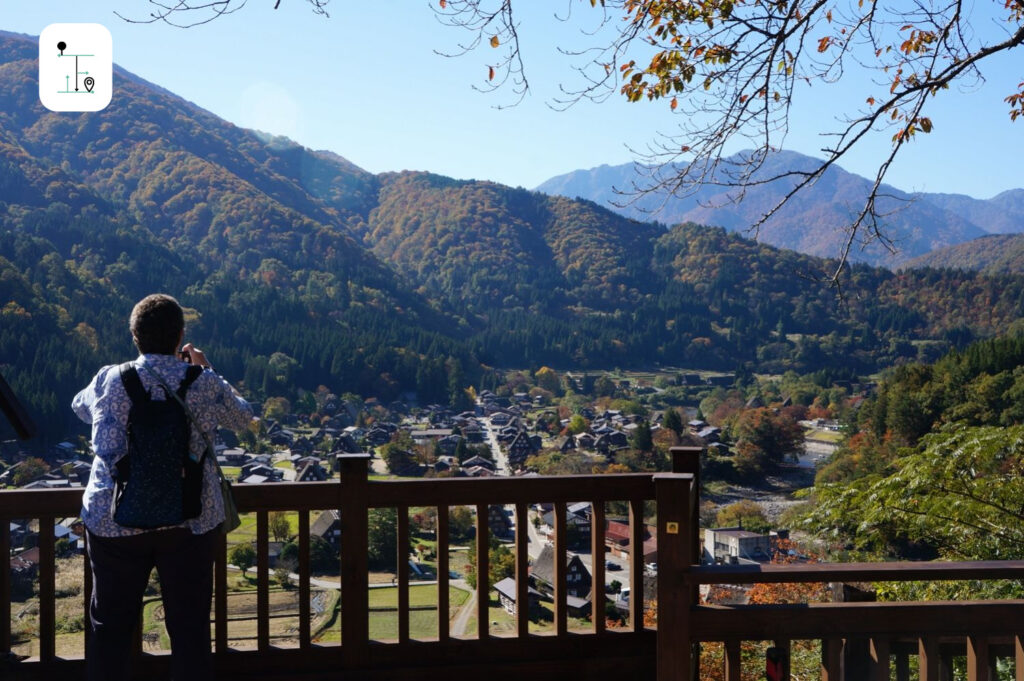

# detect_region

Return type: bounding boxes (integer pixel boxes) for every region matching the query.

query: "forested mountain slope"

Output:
[903,233,1024,274]
[1,30,1023,444]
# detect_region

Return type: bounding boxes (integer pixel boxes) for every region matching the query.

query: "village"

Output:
[3,368,852,648]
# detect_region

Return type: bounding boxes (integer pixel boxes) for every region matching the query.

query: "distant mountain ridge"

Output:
[536,153,1022,267]
[903,233,1024,274]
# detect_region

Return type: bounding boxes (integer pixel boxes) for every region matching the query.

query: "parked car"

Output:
[605,560,622,571]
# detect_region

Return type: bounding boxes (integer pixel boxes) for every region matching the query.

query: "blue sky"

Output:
[5,1,1023,199]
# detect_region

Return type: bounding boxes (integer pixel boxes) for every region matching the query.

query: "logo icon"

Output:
[39,24,112,112]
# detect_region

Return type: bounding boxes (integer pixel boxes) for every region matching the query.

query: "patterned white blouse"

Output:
[73,353,252,537]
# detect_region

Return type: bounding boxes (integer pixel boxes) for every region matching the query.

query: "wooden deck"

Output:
[3,447,1024,680]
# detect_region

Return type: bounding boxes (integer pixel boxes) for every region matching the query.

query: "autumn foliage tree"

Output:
[729,407,805,478]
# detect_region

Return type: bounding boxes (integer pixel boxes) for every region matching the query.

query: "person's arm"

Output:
[183,344,253,431]
[207,373,253,432]
[72,366,110,424]
[73,366,128,466]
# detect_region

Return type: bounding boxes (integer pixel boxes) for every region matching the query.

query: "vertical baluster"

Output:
[895,646,912,681]
[298,510,310,649]
[590,501,605,636]
[772,639,791,681]
[920,637,939,681]
[134,606,143,658]
[83,546,92,658]
[871,637,891,681]
[1015,635,1024,681]
[256,510,269,651]
[475,504,488,640]
[215,533,228,653]
[724,640,742,681]
[38,517,55,662]
[554,501,567,636]
[967,636,989,681]
[939,644,954,681]
[1,516,11,653]
[436,506,449,643]
[821,638,842,681]
[514,502,529,639]
[397,505,409,643]
[628,498,644,632]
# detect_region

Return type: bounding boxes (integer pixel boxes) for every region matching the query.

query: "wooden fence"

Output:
[2,448,1023,680]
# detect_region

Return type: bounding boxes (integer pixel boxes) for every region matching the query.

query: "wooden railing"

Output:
[3,447,1024,680]
[1,453,678,680]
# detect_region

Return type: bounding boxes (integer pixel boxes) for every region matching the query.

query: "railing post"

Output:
[920,637,939,681]
[966,636,988,681]
[769,641,790,681]
[397,504,410,643]
[725,640,742,681]
[475,503,489,640]
[38,517,55,662]
[1,517,9,654]
[671,446,703,566]
[1016,635,1024,681]
[338,453,370,669]
[437,506,450,642]
[870,637,890,681]
[554,501,568,636]
[514,502,530,638]
[590,500,606,636]
[655,472,693,681]
[256,510,269,651]
[671,445,703,679]
[628,498,645,631]
[821,638,843,681]
[298,510,311,649]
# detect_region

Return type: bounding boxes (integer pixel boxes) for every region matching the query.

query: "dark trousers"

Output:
[86,527,218,681]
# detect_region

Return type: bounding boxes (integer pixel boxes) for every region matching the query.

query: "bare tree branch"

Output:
[441,1,1024,287]
[115,0,328,28]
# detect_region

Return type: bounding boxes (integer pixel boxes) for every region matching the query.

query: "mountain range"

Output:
[1,30,1023,442]
[904,233,1024,274]
[536,155,1024,268]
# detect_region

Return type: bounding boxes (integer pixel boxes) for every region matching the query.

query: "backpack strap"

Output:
[118,362,148,404]
[177,364,203,400]
[120,362,202,403]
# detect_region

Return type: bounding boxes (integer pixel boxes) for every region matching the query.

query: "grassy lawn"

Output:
[137,584,334,651]
[315,585,470,643]
[458,596,587,638]
[368,584,468,609]
[369,585,470,640]
[226,510,326,546]
[805,429,844,443]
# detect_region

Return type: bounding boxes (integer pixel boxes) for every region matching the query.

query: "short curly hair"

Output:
[130,294,184,355]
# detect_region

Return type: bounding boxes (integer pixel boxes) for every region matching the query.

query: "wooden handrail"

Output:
[687,560,1024,584]
[690,600,1024,640]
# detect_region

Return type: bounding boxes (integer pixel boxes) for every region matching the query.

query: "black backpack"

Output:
[111,362,204,529]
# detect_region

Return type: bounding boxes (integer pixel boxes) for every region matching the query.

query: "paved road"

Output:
[525,508,545,560]
[481,417,507,474]
[575,549,632,588]
[448,579,476,637]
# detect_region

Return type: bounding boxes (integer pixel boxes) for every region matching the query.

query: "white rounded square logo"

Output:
[39,24,113,112]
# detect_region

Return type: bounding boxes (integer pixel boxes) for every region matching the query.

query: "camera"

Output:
[179,350,191,364]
